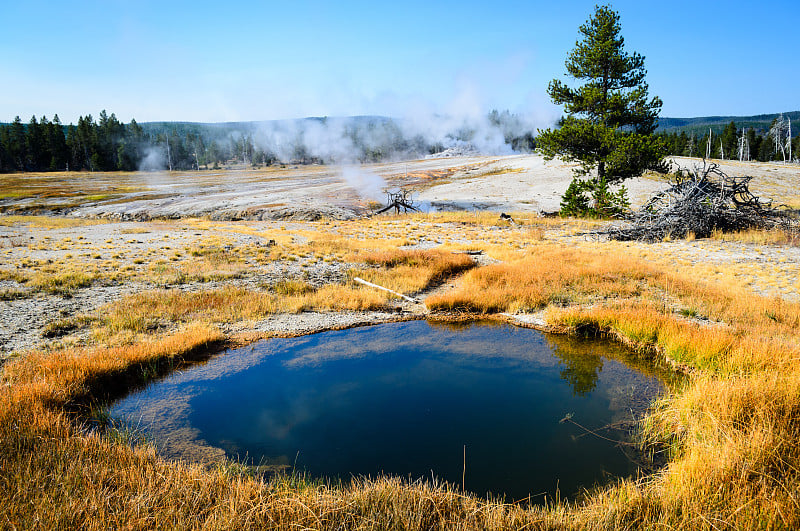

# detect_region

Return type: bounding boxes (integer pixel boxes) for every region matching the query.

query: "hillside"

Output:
[657,111,800,136]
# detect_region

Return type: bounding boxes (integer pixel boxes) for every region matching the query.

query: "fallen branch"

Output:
[353,277,419,303]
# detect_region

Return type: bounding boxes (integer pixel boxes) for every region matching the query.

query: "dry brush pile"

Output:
[610,161,798,242]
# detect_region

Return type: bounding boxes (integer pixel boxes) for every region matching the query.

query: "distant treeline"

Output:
[0,111,267,173]
[657,116,800,162]
[0,110,536,173]
[656,111,800,136]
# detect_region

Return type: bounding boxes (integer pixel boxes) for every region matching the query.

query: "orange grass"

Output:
[104,285,391,332]
[427,247,654,312]
[710,227,800,246]
[358,249,476,294]
[2,324,224,404]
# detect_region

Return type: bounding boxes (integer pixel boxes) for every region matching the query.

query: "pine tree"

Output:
[720,121,738,160]
[0,125,12,172]
[747,128,759,162]
[7,117,27,170]
[537,5,665,217]
[46,115,68,170]
[677,131,689,155]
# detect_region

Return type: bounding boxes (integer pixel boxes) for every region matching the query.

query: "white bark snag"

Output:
[353,277,419,303]
[771,113,789,163]
[738,129,750,161]
[165,137,173,171]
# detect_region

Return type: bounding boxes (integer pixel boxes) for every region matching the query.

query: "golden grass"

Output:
[709,226,800,246]
[479,166,525,177]
[410,210,575,228]
[2,324,224,402]
[427,247,654,313]
[29,270,96,295]
[105,288,278,332]
[0,269,29,283]
[0,215,106,228]
[104,285,391,332]
[99,248,476,333]
[357,249,476,294]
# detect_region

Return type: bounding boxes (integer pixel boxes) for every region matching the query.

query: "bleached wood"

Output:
[354,277,419,303]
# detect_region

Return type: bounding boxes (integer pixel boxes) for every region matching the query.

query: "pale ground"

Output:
[414,154,669,212]
[4,154,797,219]
[1,155,799,357]
[0,154,669,220]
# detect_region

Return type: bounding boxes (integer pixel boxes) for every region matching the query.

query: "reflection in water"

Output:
[110,320,667,502]
[550,337,605,396]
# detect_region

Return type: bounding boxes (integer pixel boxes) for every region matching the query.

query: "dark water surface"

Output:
[110,320,665,502]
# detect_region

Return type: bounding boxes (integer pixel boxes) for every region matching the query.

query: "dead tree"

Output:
[165,137,173,171]
[375,189,421,215]
[738,129,750,161]
[607,160,797,242]
[771,114,790,163]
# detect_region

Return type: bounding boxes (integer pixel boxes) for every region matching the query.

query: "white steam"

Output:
[138,145,166,171]
[242,109,536,165]
[340,166,387,201]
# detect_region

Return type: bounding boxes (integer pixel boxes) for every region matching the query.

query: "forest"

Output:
[0,110,536,173]
[656,114,799,162]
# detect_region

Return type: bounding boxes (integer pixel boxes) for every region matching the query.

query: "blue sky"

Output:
[2,0,798,125]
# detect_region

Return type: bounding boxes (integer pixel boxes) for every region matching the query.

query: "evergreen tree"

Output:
[118,117,145,171]
[699,130,715,159]
[74,115,98,170]
[0,125,12,172]
[537,5,665,217]
[677,131,689,155]
[720,121,738,160]
[746,128,758,162]
[27,115,51,170]
[65,124,79,171]
[48,115,69,170]
[7,116,27,170]
[756,131,773,161]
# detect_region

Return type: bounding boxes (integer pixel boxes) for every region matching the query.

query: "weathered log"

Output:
[353,277,419,303]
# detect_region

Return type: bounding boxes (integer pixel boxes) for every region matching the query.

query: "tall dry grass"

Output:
[103,286,391,332]
[709,226,800,246]
[426,247,655,312]
[104,249,474,332]
[358,249,476,294]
